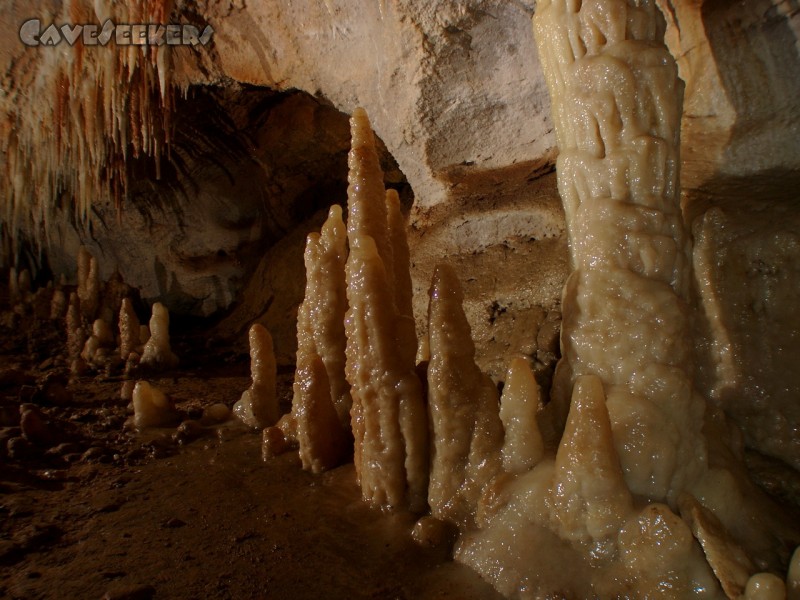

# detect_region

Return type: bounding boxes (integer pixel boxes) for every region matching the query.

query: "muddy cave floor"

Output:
[0,303,502,600]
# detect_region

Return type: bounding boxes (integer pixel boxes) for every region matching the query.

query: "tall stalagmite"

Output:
[344,108,428,512]
[533,0,705,502]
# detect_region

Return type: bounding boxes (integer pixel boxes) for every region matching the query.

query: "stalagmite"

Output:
[615,503,722,598]
[131,381,178,429]
[139,302,179,370]
[743,573,787,600]
[534,0,706,502]
[119,299,140,361]
[345,234,429,511]
[295,353,348,474]
[499,358,545,475]
[427,264,504,528]
[552,374,631,552]
[343,108,428,512]
[346,108,395,301]
[233,324,279,429]
[81,319,115,365]
[294,206,351,429]
[529,0,799,578]
[77,247,100,321]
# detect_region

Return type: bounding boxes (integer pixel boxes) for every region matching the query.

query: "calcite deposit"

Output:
[139,303,178,370]
[233,324,279,429]
[1,0,799,598]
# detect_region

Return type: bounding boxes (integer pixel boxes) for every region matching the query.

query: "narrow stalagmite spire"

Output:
[294,206,351,429]
[234,324,280,429]
[551,374,632,550]
[427,264,504,528]
[342,107,428,512]
[295,352,348,474]
[345,233,429,511]
[347,107,395,306]
[119,298,140,361]
[77,246,100,321]
[289,205,352,470]
[499,358,545,474]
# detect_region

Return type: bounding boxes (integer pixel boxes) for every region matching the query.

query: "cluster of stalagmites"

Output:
[247,101,800,599]
[5,244,183,430]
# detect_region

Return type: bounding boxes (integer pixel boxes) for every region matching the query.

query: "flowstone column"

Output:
[534,0,706,502]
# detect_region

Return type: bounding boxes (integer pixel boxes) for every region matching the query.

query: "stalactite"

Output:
[0,0,177,256]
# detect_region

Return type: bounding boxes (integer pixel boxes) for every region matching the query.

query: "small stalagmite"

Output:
[139,302,178,370]
[343,108,428,512]
[427,263,504,528]
[552,374,632,553]
[295,352,348,474]
[131,380,178,429]
[499,357,545,475]
[119,298,140,361]
[81,318,115,365]
[233,324,279,429]
[743,574,787,600]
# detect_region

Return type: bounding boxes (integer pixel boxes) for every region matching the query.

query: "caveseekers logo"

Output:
[20,19,214,47]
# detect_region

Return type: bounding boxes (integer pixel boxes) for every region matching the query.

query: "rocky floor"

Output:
[0,298,501,600]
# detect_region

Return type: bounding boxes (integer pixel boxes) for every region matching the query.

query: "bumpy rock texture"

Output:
[1,0,799,552]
